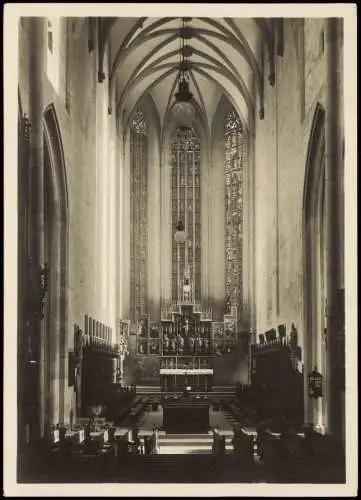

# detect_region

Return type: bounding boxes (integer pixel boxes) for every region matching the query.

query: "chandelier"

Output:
[172,18,195,126]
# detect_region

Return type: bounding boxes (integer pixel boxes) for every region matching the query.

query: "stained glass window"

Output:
[224,108,245,316]
[171,127,201,302]
[130,108,148,320]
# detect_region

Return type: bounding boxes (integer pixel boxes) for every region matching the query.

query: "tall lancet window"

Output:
[224,108,245,310]
[130,108,148,320]
[171,127,201,302]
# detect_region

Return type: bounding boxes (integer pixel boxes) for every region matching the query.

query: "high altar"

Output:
[119,242,239,393]
[128,296,238,393]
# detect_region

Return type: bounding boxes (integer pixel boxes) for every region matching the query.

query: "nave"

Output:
[11,9,355,493]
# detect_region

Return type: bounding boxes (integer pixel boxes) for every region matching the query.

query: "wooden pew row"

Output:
[300,430,345,483]
[48,444,117,482]
[211,431,226,455]
[257,427,345,483]
[232,427,255,466]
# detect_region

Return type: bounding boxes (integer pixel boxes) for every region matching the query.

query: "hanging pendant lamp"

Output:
[172,18,195,126]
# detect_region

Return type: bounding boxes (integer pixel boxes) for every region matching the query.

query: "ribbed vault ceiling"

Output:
[103,17,275,132]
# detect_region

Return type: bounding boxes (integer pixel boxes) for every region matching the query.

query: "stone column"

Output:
[161,138,172,304]
[147,127,161,320]
[325,18,344,444]
[201,137,210,301]
[248,132,257,340]
[108,120,117,333]
[115,117,123,319]
[122,129,131,318]
[49,204,61,427]
[210,133,225,320]
[241,134,249,326]
[100,77,109,319]
[246,131,257,384]
[28,18,45,438]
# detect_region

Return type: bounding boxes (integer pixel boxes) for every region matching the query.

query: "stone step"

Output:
[136,454,231,463]
[160,434,233,439]
[160,432,212,439]
[160,447,233,454]
[160,440,233,447]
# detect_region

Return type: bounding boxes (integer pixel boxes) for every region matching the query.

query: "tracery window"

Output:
[171,127,201,302]
[130,108,148,320]
[224,108,245,311]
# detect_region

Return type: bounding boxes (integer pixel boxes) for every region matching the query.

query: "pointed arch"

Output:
[43,104,69,216]
[43,103,69,425]
[303,103,327,430]
[303,104,326,217]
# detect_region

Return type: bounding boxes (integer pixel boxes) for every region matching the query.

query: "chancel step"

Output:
[212,385,237,393]
[155,432,233,454]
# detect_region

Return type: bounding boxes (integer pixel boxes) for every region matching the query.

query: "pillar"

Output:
[201,137,210,301]
[247,131,257,383]
[28,17,45,439]
[248,132,257,340]
[122,129,131,318]
[147,124,161,320]
[210,130,225,320]
[107,109,117,334]
[49,204,61,427]
[116,117,124,319]
[241,131,250,328]
[161,138,172,304]
[325,18,344,444]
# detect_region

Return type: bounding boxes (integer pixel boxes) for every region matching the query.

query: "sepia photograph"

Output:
[3,2,357,497]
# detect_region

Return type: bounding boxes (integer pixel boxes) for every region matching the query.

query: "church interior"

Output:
[15,15,348,485]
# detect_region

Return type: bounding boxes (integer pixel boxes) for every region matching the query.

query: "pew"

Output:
[45,424,118,481]
[211,429,226,455]
[276,430,305,482]
[232,427,254,462]
[300,429,345,482]
[255,421,346,483]
[256,426,281,468]
[142,431,159,456]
